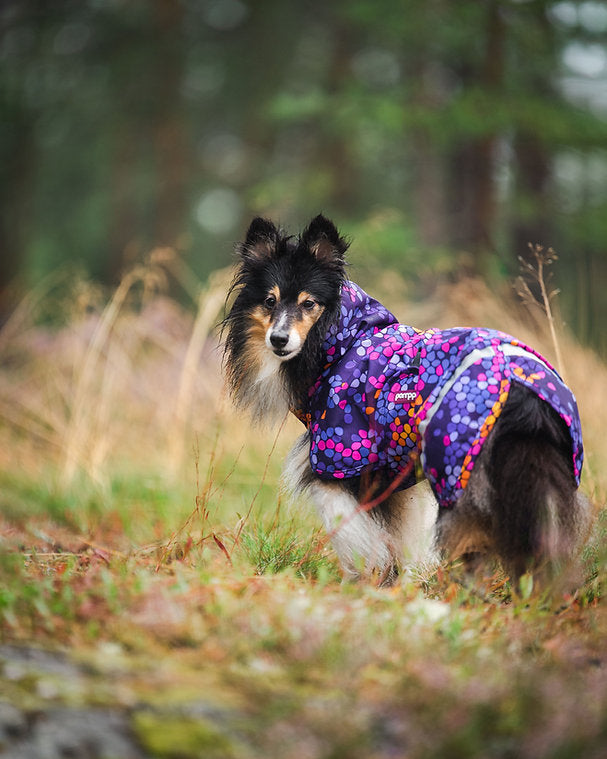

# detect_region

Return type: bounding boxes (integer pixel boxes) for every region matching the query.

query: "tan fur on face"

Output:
[293,291,325,343]
[248,305,272,340]
[246,287,280,344]
[296,291,314,306]
[239,306,273,375]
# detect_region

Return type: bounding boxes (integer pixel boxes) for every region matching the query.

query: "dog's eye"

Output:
[264,295,276,309]
[301,299,316,310]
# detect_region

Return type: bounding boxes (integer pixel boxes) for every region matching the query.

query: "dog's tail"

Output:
[488,382,589,583]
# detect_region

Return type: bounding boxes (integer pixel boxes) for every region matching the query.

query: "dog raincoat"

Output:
[295,282,583,508]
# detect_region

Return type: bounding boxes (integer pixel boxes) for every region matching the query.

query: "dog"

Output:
[223,214,591,587]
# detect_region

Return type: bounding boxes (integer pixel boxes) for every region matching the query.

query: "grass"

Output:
[0,259,606,758]
[240,519,340,581]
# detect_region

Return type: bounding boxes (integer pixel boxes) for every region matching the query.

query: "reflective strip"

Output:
[417,345,497,438]
[417,342,553,440]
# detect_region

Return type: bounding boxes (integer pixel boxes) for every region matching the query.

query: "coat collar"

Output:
[321,282,399,366]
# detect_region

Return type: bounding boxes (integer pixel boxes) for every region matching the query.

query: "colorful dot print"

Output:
[294,282,583,509]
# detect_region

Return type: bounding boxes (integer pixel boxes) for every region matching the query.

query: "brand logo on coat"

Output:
[393,390,417,403]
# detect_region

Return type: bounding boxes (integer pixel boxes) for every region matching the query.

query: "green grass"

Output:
[240,520,341,582]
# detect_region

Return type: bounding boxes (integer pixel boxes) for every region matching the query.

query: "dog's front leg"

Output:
[307,479,398,581]
[282,433,396,582]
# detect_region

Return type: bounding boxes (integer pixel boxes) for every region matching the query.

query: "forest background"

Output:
[2,0,607,353]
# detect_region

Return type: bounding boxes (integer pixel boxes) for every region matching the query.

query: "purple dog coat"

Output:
[295,282,583,508]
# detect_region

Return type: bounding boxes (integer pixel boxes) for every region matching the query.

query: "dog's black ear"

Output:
[301,215,349,266]
[245,217,277,246]
[239,217,278,262]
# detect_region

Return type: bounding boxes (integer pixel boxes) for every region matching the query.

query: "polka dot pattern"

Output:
[295,282,583,508]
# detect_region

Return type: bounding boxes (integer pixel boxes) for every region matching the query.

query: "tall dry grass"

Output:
[0,254,605,519]
[0,253,240,491]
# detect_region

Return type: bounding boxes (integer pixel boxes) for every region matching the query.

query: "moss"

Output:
[133,711,239,759]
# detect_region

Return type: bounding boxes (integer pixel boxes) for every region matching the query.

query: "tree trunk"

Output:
[0,107,34,321]
[152,0,189,249]
[448,0,505,274]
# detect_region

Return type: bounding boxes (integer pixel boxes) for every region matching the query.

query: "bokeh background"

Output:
[2,8,607,755]
[2,0,607,352]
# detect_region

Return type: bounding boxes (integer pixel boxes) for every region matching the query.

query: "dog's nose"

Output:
[270,332,289,349]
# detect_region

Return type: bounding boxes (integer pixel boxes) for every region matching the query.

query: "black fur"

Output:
[485,382,578,577]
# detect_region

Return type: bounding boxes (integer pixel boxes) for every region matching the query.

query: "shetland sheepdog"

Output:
[223,215,590,587]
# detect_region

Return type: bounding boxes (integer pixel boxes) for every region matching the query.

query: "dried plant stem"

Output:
[156,437,211,569]
[61,267,143,486]
[516,244,566,383]
[233,412,289,548]
[155,430,244,570]
[168,269,230,475]
[535,253,565,381]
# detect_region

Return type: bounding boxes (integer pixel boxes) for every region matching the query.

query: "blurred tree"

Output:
[1,0,606,351]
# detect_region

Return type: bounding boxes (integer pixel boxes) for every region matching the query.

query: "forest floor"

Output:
[1,267,606,758]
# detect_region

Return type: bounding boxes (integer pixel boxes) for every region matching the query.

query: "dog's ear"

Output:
[301,215,349,266]
[239,217,278,262]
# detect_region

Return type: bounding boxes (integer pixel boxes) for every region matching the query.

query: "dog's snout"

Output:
[265,310,302,358]
[270,332,289,349]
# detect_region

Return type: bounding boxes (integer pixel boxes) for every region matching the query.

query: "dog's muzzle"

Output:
[270,331,289,354]
[266,327,301,359]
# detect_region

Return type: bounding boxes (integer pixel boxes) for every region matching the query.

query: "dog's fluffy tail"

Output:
[488,382,588,582]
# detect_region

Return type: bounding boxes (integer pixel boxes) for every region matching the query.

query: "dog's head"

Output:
[229,214,348,362]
